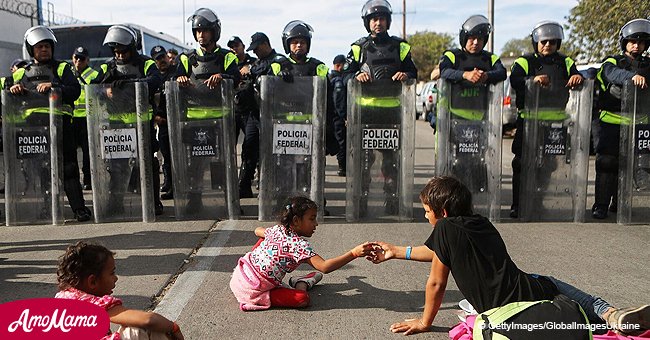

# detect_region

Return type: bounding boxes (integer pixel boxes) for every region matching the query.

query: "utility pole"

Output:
[395,0,415,39]
[402,0,406,39]
[487,0,494,52]
[182,0,186,45]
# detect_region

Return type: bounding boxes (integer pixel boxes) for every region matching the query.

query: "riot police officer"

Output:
[509,21,583,218]
[438,14,506,202]
[330,54,348,176]
[592,19,650,219]
[93,24,164,215]
[150,45,176,200]
[440,15,506,89]
[7,26,91,222]
[176,8,240,87]
[71,46,98,190]
[345,0,417,214]
[228,36,259,198]
[175,8,240,211]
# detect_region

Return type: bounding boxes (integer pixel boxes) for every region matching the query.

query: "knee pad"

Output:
[596,154,618,173]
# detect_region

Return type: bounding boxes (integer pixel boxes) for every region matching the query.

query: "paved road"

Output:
[1,120,648,339]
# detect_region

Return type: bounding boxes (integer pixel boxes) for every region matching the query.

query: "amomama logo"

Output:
[0,298,110,339]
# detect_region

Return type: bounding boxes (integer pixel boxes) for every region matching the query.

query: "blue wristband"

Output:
[405,246,412,260]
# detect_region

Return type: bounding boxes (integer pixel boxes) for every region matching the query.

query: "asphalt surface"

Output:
[1,120,648,339]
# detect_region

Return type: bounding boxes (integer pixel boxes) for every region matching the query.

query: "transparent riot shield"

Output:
[258,76,326,221]
[85,82,154,223]
[346,79,416,222]
[2,89,65,225]
[519,79,592,222]
[435,79,503,222]
[618,82,650,225]
[165,80,239,220]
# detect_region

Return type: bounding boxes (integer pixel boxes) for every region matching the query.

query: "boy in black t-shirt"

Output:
[370,176,649,336]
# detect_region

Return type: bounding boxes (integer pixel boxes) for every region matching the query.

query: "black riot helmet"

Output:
[459,15,491,50]
[187,8,221,43]
[103,25,139,55]
[361,0,392,33]
[282,20,314,54]
[619,19,650,52]
[24,25,57,57]
[531,20,564,52]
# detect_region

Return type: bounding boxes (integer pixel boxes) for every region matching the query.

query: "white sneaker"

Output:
[288,272,323,290]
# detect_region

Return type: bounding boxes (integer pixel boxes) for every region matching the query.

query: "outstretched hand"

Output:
[351,242,377,258]
[365,241,394,263]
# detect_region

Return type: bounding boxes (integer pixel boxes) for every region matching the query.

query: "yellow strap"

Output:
[284,113,312,122]
[521,110,569,120]
[109,110,153,123]
[597,58,618,92]
[316,63,329,78]
[490,54,499,66]
[399,42,411,61]
[450,108,485,120]
[356,96,401,108]
[352,45,361,62]
[271,63,282,76]
[143,60,155,75]
[224,52,237,71]
[513,57,529,75]
[180,54,190,74]
[13,68,25,83]
[565,57,575,77]
[56,62,67,78]
[187,107,225,119]
[444,51,456,65]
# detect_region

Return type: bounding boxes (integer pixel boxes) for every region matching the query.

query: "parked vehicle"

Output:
[416,81,437,120]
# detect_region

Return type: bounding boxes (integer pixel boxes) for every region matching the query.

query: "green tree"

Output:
[407,31,455,82]
[500,37,532,59]
[565,0,650,62]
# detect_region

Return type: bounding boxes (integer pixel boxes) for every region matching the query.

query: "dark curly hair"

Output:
[57,241,115,290]
[278,196,318,230]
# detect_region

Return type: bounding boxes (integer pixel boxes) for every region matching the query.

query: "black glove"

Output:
[111,79,128,90]
[278,70,294,83]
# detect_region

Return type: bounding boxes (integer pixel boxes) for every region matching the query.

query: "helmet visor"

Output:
[463,15,491,35]
[362,0,392,17]
[187,8,218,23]
[532,22,564,42]
[103,26,136,46]
[621,19,650,40]
[25,26,57,46]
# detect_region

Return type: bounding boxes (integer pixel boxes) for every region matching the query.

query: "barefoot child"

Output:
[230,196,374,310]
[371,176,649,336]
[55,241,185,340]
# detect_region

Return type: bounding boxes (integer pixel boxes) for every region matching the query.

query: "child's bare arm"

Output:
[305,242,374,273]
[254,227,266,238]
[108,305,184,339]
[389,252,449,335]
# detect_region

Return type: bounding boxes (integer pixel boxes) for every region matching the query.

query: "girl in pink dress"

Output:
[55,241,185,340]
[230,196,374,311]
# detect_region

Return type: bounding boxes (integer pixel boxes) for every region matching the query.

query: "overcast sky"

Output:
[48,0,576,64]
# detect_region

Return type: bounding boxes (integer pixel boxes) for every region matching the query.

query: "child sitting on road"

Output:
[230,195,374,310]
[55,241,185,340]
[370,176,649,336]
